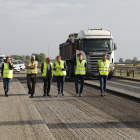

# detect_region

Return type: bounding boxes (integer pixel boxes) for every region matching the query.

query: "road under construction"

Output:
[0,70,140,140]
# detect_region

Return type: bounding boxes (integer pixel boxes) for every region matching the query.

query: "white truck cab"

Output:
[76,29,117,78]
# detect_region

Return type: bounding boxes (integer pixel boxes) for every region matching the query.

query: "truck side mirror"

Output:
[114,43,117,50]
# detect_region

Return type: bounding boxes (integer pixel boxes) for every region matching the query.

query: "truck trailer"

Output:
[59,29,117,79]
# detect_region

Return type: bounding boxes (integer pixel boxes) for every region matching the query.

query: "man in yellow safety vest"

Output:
[97,53,110,96]
[54,55,66,97]
[75,53,87,97]
[41,57,53,96]
[26,55,38,98]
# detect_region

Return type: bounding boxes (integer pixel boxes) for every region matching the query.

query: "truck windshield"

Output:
[82,39,112,51]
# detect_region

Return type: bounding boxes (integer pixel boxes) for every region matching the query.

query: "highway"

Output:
[10,70,140,140]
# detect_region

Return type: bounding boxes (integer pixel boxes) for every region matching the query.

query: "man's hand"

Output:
[59,67,62,70]
[1,76,3,79]
[54,67,56,69]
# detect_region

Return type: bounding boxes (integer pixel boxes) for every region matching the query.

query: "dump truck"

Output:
[59,29,117,79]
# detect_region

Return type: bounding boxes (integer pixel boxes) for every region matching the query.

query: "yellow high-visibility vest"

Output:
[55,61,66,76]
[98,59,110,75]
[3,63,13,78]
[27,61,38,74]
[75,60,86,75]
[42,62,53,77]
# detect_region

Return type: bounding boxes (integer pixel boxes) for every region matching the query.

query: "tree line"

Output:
[10,53,47,62]
[10,55,30,60]
[119,57,138,63]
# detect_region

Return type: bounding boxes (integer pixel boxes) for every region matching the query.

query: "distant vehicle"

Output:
[0,55,5,60]
[0,55,5,69]
[17,61,25,71]
[12,61,20,72]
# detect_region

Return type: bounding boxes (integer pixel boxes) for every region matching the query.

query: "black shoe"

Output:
[101,93,104,97]
[5,92,8,97]
[62,93,64,96]
[28,91,31,94]
[47,91,50,96]
[30,95,34,98]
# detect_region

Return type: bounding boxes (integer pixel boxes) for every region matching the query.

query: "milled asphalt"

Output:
[0,70,140,140]
[0,79,55,140]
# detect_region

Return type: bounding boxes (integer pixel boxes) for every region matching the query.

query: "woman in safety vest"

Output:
[1,56,13,97]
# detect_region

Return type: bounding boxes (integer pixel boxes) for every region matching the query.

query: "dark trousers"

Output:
[56,76,65,94]
[99,75,108,93]
[43,77,52,95]
[75,75,85,94]
[3,78,12,94]
[27,74,37,96]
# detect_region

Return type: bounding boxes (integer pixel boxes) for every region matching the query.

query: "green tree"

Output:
[26,55,30,60]
[39,53,45,62]
[15,56,20,60]
[133,57,137,62]
[119,58,123,63]
[32,53,45,62]
[20,55,26,60]
[125,59,131,63]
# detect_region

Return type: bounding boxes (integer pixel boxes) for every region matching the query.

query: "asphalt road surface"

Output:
[13,70,140,140]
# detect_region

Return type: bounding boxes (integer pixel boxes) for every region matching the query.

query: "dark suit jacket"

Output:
[41,63,53,79]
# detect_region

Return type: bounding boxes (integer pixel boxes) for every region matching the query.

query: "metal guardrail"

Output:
[114,65,140,70]
[113,61,140,78]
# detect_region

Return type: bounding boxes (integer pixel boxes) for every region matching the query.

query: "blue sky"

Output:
[0,0,140,61]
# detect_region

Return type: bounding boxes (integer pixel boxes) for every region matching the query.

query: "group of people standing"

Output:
[1,53,110,97]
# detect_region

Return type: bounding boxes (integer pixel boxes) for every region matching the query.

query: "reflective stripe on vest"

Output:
[3,63,13,78]
[98,59,110,75]
[42,62,53,77]
[55,61,66,76]
[27,61,38,74]
[75,60,86,75]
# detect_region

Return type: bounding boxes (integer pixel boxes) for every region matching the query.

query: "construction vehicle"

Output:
[59,29,117,79]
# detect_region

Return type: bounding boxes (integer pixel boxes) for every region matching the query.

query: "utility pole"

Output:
[48,46,49,57]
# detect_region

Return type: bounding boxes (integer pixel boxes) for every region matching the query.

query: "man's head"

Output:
[102,53,107,61]
[56,56,61,62]
[31,55,35,61]
[78,53,83,60]
[46,57,51,64]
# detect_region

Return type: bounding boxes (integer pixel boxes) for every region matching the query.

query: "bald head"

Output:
[46,57,51,64]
